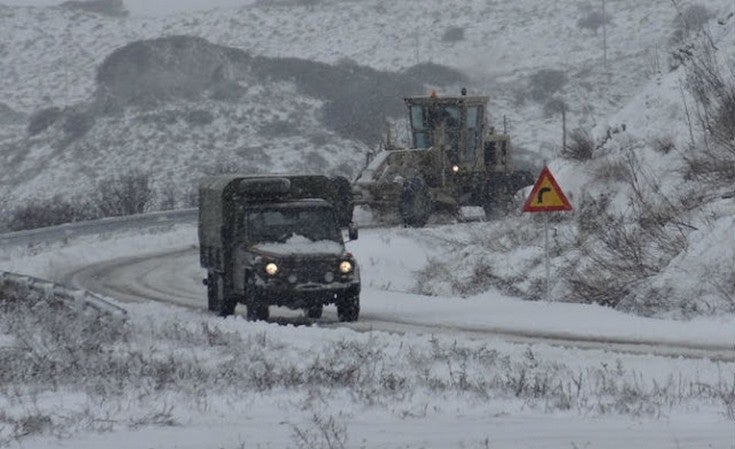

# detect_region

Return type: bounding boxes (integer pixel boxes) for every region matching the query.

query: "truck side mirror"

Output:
[348,222,358,241]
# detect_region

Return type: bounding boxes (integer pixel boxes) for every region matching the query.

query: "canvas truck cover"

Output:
[198,174,352,266]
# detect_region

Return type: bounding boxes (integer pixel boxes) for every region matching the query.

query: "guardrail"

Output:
[0,271,127,318]
[0,208,198,248]
[0,209,198,317]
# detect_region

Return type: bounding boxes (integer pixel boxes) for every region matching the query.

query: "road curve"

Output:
[62,246,735,362]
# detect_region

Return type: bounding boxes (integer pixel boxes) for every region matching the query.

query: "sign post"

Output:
[522,165,572,301]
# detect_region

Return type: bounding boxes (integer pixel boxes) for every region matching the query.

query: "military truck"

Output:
[354,89,533,226]
[198,174,360,321]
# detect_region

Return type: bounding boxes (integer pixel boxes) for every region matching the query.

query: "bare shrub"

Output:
[95,171,153,217]
[566,154,691,309]
[528,69,567,103]
[6,197,95,231]
[591,157,630,183]
[290,413,348,449]
[678,37,735,184]
[543,97,566,118]
[183,109,214,127]
[60,0,129,17]
[61,108,95,143]
[402,62,468,86]
[258,119,297,138]
[651,135,676,154]
[670,3,713,44]
[575,193,611,236]
[560,128,594,161]
[441,26,465,43]
[0,102,25,125]
[156,180,178,211]
[577,10,611,34]
[11,413,53,439]
[27,107,61,135]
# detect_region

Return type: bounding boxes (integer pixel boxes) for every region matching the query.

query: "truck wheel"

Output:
[208,273,236,316]
[399,177,431,227]
[217,297,237,317]
[337,296,359,322]
[206,273,218,312]
[306,305,323,319]
[246,303,269,321]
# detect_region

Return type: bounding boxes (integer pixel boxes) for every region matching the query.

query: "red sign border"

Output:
[522,166,572,212]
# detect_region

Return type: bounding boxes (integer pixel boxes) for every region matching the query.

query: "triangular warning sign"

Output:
[522,166,572,212]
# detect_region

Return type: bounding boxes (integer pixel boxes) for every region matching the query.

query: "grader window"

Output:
[410,106,430,149]
[462,106,482,162]
[410,105,425,130]
[414,132,430,148]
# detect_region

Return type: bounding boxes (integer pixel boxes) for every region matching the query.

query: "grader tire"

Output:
[399,177,431,227]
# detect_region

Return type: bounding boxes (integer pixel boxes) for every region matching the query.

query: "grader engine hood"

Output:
[357,146,443,187]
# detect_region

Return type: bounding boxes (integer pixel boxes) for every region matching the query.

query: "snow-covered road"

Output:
[59,228,735,362]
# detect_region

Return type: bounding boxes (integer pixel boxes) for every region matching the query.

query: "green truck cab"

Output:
[198,174,360,321]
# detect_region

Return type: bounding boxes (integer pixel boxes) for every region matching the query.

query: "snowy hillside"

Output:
[1,0,730,209]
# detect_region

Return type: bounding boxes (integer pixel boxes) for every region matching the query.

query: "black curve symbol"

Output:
[537,187,552,204]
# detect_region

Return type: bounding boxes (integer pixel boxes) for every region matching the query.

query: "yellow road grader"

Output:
[353,89,533,226]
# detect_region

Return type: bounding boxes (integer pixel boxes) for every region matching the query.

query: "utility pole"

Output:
[414,29,420,65]
[562,103,567,153]
[602,0,607,70]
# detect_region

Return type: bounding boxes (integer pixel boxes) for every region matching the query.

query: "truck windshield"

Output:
[246,206,341,244]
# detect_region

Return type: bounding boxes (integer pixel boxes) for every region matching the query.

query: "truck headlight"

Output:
[339,260,353,274]
[265,262,279,276]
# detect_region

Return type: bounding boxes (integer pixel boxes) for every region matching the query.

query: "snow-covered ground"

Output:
[2,222,734,448]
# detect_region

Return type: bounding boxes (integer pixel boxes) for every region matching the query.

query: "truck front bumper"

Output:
[251,279,360,309]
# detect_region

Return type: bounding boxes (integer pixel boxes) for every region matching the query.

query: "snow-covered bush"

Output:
[670,3,713,44]
[565,151,694,312]
[95,170,153,217]
[560,128,594,161]
[441,26,465,43]
[527,69,567,103]
[577,10,611,34]
[26,107,61,136]
[59,0,129,17]
[5,196,95,231]
[680,39,735,185]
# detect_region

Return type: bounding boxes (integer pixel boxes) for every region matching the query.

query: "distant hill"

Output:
[59,0,129,17]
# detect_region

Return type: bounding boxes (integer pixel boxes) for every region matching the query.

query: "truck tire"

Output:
[306,305,323,319]
[208,273,236,316]
[399,177,431,227]
[217,297,237,317]
[337,296,359,322]
[246,302,269,321]
[206,273,218,312]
